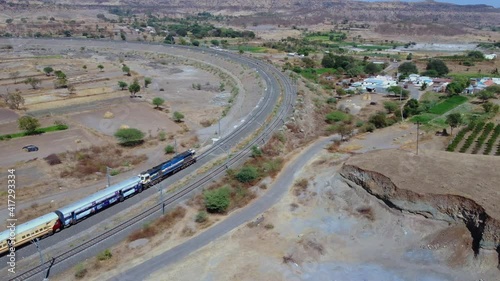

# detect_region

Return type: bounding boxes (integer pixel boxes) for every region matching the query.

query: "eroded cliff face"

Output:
[340,164,500,263]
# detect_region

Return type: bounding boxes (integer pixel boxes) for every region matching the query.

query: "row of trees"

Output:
[398,59,449,77]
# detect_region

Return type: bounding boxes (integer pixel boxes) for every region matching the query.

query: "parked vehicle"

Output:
[22,145,39,152]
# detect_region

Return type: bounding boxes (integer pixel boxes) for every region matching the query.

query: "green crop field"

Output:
[428,95,468,115]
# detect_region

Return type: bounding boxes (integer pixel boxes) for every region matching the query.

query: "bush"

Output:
[158,131,166,141]
[54,120,68,130]
[75,264,88,279]
[251,145,262,158]
[114,128,145,146]
[204,186,231,213]
[97,249,113,261]
[164,145,175,154]
[18,116,40,134]
[44,154,62,165]
[173,111,185,122]
[369,112,388,128]
[235,165,259,183]
[325,111,349,123]
[195,211,208,223]
[383,101,398,114]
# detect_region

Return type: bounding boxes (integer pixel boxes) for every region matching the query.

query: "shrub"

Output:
[236,165,259,183]
[75,264,88,279]
[158,131,166,141]
[325,111,348,123]
[368,112,388,128]
[383,101,398,114]
[195,211,207,223]
[114,128,145,146]
[204,186,231,213]
[97,249,113,261]
[251,145,262,158]
[173,111,185,122]
[264,224,274,230]
[164,145,175,154]
[54,120,68,130]
[44,154,62,165]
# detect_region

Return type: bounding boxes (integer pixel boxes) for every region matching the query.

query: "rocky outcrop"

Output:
[340,164,500,263]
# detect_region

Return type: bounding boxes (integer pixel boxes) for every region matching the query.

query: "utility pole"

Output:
[400,86,404,122]
[218,119,221,136]
[174,139,177,156]
[416,121,420,155]
[31,238,44,265]
[106,166,111,187]
[43,257,56,281]
[155,184,165,215]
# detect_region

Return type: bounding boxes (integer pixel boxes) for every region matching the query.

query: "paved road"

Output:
[110,137,334,281]
[0,39,293,280]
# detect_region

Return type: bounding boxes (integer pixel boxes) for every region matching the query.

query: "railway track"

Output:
[7,39,296,281]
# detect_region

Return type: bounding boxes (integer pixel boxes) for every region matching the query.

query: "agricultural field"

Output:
[447,121,500,156]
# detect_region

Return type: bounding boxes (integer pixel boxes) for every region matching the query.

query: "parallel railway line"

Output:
[4,39,295,281]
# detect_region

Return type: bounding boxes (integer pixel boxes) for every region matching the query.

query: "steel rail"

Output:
[8,41,295,281]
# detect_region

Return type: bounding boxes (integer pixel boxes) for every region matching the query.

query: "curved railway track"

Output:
[6,39,296,281]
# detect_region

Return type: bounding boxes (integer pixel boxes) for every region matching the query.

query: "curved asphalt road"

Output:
[110,137,333,281]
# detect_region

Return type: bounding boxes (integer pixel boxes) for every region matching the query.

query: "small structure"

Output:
[485,54,497,60]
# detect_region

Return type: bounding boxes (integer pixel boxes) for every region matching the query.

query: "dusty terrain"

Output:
[140,148,498,281]
[0,39,264,225]
[341,149,500,258]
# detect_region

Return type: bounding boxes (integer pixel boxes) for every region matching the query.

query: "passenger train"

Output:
[0,149,196,255]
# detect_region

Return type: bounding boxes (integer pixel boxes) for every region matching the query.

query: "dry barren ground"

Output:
[142,151,496,281]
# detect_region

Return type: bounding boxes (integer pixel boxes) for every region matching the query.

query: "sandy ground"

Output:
[146,151,489,281]
[70,102,181,137]
[346,149,500,221]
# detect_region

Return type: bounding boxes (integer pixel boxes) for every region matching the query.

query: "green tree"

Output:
[192,40,200,47]
[144,77,152,88]
[398,62,418,75]
[211,39,220,46]
[446,113,462,135]
[173,111,185,122]
[18,116,40,134]
[122,65,131,76]
[426,59,449,77]
[333,123,353,141]
[321,53,336,68]
[152,97,165,109]
[43,66,54,76]
[364,62,380,75]
[467,51,484,60]
[128,79,141,97]
[477,90,495,103]
[24,77,42,89]
[302,57,315,68]
[403,99,421,118]
[117,81,128,90]
[383,101,398,113]
[204,186,230,213]
[369,111,388,128]
[97,64,104,71]
[236,165,259,183]
[387,86,410,98]
[114,128,145,146]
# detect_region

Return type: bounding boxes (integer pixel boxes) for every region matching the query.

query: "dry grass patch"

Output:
[356,206,375,221]
[128,206,186,242]
[58,145,147,180]
[294,178,309,196]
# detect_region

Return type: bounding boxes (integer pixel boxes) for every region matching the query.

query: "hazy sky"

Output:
[361,0,500,8]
